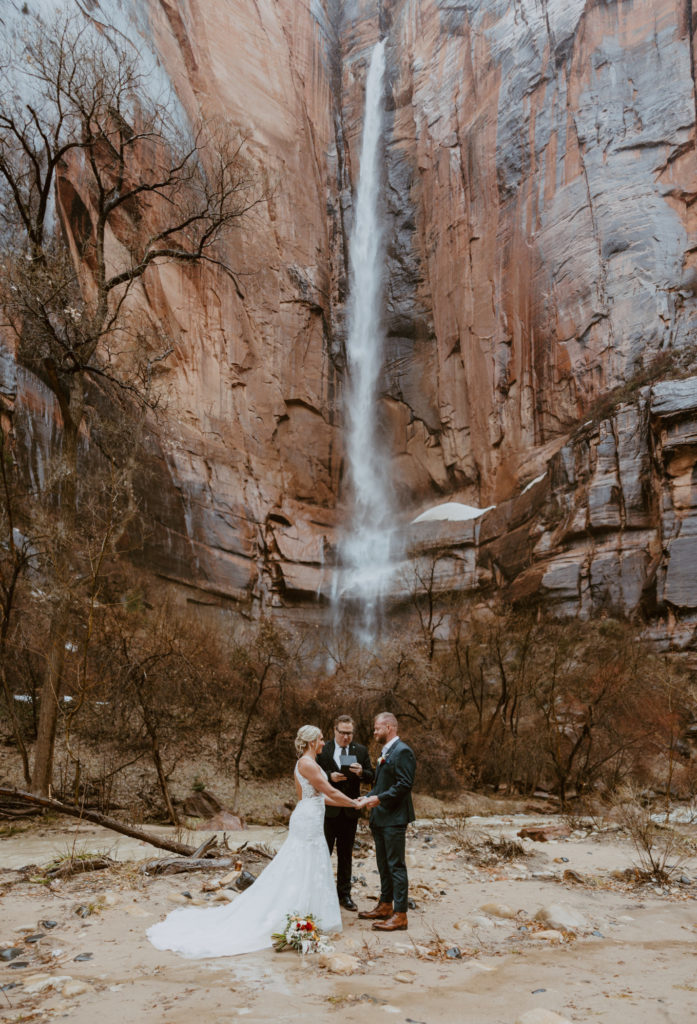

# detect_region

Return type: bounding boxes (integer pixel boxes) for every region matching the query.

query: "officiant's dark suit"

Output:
[317,717,374,910]
[359,713,416,930]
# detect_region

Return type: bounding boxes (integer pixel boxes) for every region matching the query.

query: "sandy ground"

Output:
[2,808,697,1024]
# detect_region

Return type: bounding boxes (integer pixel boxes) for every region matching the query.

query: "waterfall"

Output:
[333,39,394,639]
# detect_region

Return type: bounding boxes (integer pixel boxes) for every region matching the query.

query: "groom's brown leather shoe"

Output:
[372,912,408,931]
[358,901,393,920]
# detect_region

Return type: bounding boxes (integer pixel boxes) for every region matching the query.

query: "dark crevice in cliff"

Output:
[687,0,697,126]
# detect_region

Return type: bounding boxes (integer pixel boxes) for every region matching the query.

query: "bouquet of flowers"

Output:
[271,913,334,954]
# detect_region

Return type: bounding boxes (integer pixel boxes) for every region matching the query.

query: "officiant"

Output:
[317,714,374,911]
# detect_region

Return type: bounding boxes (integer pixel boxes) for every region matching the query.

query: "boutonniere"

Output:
[377,755,386,766]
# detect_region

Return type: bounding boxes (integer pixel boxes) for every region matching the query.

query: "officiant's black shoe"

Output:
[372,912,408,931]
[339,896,357,911]
[358,901,393,920]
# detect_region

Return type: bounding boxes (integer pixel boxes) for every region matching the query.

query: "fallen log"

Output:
[46,855,117,878]
[0,787,199,857]
[141,856,239,875]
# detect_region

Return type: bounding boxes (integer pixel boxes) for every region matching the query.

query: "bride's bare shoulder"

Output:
[296,755,319,778]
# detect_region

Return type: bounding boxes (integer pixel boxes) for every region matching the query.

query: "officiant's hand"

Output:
[348,762,363,776]
[330,771,347,782]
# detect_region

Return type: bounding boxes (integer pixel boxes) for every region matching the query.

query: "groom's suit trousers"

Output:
[372,824,408,912]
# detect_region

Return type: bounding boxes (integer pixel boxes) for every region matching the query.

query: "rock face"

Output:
[3,0,697,640]
[408,377,697,648]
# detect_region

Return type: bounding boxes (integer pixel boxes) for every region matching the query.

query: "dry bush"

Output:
[443,814,528,865]
[611,786,689,882]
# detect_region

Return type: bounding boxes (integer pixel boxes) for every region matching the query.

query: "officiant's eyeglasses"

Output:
[336,728,353,736]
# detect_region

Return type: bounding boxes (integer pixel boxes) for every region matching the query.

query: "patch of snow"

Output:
[411,502,495,524]
[521,472,546,494]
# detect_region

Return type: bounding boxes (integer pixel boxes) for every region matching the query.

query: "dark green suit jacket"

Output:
[367,739,416,827]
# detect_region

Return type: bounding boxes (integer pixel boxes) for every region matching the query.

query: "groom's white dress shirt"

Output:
[381,736,399,760]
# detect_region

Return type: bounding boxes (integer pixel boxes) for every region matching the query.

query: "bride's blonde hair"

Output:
[295,724,321,757]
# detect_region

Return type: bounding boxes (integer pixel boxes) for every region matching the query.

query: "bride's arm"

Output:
[298,758,359,809]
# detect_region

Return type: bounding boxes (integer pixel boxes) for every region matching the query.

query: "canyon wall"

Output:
[4,0,697,641]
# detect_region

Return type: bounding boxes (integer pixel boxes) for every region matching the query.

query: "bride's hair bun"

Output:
[295,724,321,757]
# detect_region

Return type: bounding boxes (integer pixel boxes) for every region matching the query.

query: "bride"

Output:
[147,725,364,958]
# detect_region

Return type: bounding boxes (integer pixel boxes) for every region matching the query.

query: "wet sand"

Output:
[1,813,697,1023]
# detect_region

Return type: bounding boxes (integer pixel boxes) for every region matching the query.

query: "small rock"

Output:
[407,898,417,910]
[562,869,585,885]
[536,904,588,931]
[394,970,416,983]
[516,1011,572,1024]
[445,946,462,959]
[518,825,571,842]
[201,879,221,893]
[62,979,90,997]
[0,983,20,992]
[24,933,45,943]
[533,930,563,943]
[166,891,189,904]
[182,891,192,899]
[8,961,29,969]
[0,948,23,961]
[213,890,235,902]
[235,871,256,892]
[73,952,92,962]
[220,867,243,886]
[74,905,91,918]
[40,921,58,930]
[592,930,604,937]
[679,875,691,885]
[480,902,517,919]
[23,974,72,995]
[317,953,359,975]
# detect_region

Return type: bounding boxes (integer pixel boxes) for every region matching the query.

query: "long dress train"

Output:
[146,765,342,958]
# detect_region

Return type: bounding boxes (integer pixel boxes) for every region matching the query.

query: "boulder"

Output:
[182,791,224,819]
[317,953,359,975]
[536,903,589,932]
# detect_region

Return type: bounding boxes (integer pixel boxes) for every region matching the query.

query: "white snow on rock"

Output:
[411,502,495,524]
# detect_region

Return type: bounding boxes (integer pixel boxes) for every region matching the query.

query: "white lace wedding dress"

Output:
[147,764,342,957]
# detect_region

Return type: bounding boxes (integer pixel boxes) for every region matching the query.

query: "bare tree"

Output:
[226,619,298,815]
[0,411,35,784]
[0,9,268,795]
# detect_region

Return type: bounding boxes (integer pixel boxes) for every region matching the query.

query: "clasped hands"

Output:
[353,795,380,810]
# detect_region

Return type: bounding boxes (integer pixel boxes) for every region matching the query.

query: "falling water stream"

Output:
[333,40,394,640]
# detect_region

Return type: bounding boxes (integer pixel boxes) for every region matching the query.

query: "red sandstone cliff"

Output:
[4,0,697,640]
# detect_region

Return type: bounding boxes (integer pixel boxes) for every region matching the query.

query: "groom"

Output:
[317,714,374,910]
[359,711,416,931]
